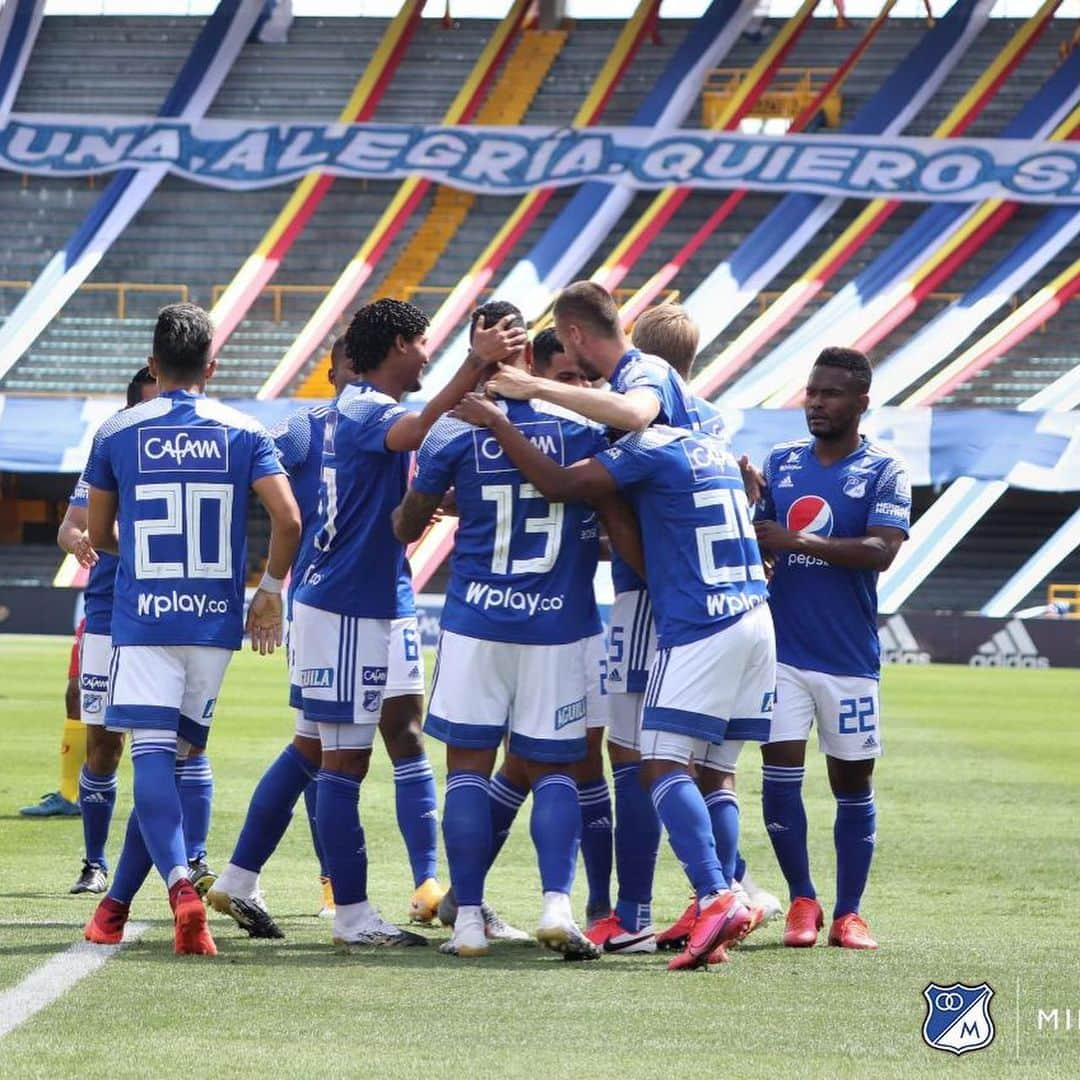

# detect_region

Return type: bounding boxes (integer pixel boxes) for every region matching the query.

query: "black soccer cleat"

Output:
[70,860,108,895]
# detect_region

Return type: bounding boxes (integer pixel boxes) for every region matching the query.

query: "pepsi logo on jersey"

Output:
[786,495,833,536]
[138,426,229,473]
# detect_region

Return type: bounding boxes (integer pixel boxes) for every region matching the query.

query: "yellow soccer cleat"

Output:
[319,876,335,919]
[408,877,446,925]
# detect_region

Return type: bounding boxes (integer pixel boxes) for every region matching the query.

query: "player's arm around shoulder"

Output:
[493,369,660,433]
[452,393,617,503]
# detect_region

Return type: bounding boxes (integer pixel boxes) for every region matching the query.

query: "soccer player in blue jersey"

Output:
[487,284,704,953]
[630,304,783,940]
[81,304,301,955]
[454,394,775,971]
[55,367,159,894]
[290,299,523,948]
[754,347,910,951]
[394,301,639,959]
[209,333,460,936]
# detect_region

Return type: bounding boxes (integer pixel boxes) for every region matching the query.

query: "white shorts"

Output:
[767,663,883,761]
[606,589,656,696]
[607,692,642,751]
[386,616,425,697]
[426,630,588,763]
[585,631,610,730]
[643,603,776,746]
[289,609,422,715]
[79,631,112,726]
[106,644,232,750]
[641,731,745,773]
[292,600,391,739]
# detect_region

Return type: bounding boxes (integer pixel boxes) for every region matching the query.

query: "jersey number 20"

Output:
[134,482,233,579]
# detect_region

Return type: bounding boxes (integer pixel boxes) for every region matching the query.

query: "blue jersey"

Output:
[294,382,409,619]
[760,436,911,678]
[69,473,119,636]
[412,399,605,645]
[608,348,701,595]
[273,402,416,620]
[692,394,728,439]
[596,426,768,649]
[83,390,283,649]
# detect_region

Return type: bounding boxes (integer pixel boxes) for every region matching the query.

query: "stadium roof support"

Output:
[617,0,897,327]
[208,0,425,355]
[417,0,756,403]
[980,507,1080,617]
[0,0,265,385]
[418,0,662,358]
[256,0,534,400]
[686,0,1034,402]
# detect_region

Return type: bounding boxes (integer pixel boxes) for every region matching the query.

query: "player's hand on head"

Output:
[739,455,766,505]
[452,392,503,429]
[247,589,284,655]
[470,314,528,366]
[73,532,99,569]
[485,364,535,401]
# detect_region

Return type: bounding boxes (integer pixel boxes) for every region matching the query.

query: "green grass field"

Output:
[1,634,1077,1079]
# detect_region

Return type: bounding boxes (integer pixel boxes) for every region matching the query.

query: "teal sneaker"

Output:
[19,792,81,817]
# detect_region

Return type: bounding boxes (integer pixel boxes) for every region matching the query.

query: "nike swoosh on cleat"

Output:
[602,933,655,954]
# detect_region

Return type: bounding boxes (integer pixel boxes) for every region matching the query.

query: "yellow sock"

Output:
[59,718,87,804]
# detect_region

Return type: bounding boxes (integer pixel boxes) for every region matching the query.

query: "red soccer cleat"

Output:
[170,880,217,956]
[828,912,878,950]
[783,896,824,948]
[584,913,656,954]
[667,891,751,972]
[84,896,130,945]
[655,897,697,952]
[711,901,766,962]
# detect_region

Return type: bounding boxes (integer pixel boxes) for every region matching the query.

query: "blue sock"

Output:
[130,741,187,884]
[79,765,118,870]
[303,780,327,877]
[530,773,580,895]
[488,773,527,867]
[176,753,213,862]
[443,771,491,907]
[650,772,726,900]
[315,769,367,906]
[612,764,659,932]
[108,809,154,906]
[704,789,740,887]
[392,754,438,887]
[834,789,876,920]
[577,778,613,914]
[762,765,815,901]
[734,850,747,883]
[231,744,316,873]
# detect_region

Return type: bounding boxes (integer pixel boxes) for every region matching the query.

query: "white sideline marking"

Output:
[0,922,149,1039]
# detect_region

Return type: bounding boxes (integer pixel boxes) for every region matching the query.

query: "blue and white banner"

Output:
[2,396,1077,491]
[2,115,1078,204]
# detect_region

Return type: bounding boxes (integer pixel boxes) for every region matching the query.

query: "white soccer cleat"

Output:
[482,901,530,942]
[737,870,784,923]
[439,906,490,957]
[536,891,600,960]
